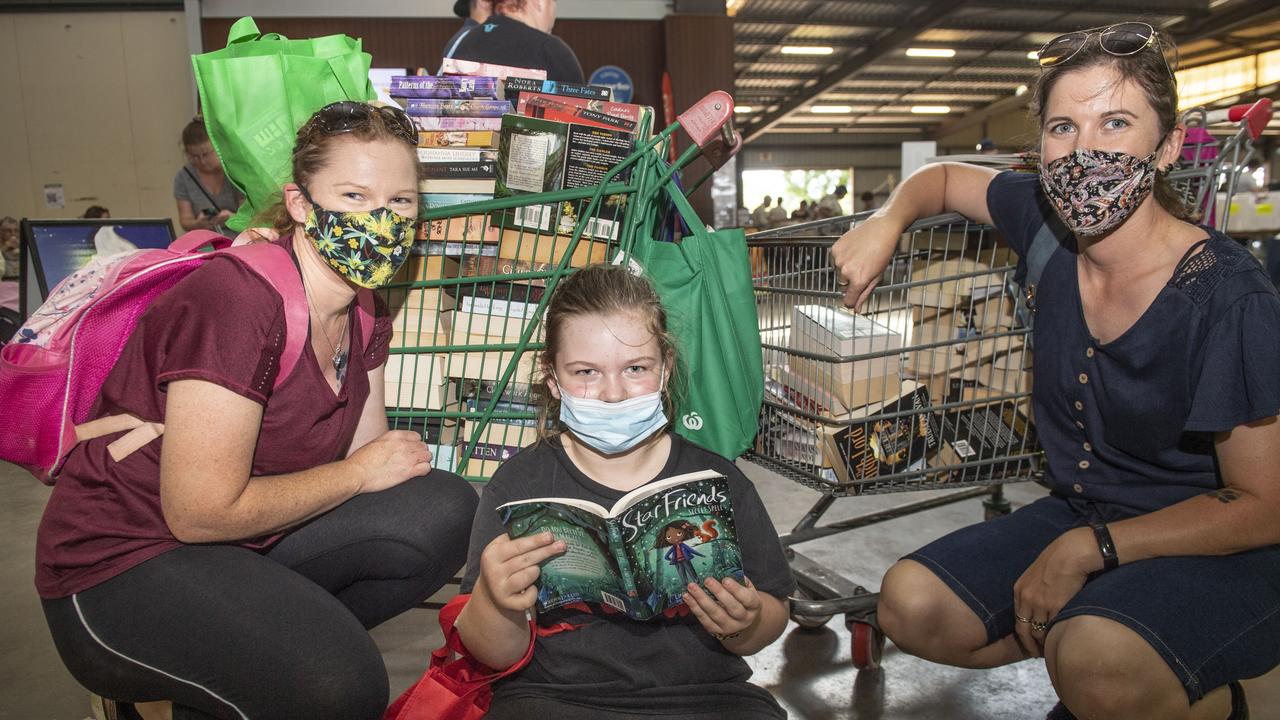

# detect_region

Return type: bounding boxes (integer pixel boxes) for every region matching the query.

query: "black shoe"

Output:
[1045,701,1077,720]
[1228,681,1249,720]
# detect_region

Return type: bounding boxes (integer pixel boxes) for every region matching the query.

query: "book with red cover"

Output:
[516,92,644,125]
[519,95,638,132]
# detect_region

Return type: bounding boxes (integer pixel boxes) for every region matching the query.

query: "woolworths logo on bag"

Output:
[682,412,704,431]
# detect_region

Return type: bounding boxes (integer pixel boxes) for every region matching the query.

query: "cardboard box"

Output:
[440,349,539,383]
[389,309,453,350]
[906,259,999,309]
[787,354,901,413]
[497,227,609,267]
[383,286,456,314]
[905,318,1024,379]
[396,254,461,283]
[449,308,540,344]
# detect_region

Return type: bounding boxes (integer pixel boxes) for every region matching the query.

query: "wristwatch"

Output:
[1089,522,1119,571]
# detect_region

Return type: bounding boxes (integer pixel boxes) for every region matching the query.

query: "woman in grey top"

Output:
[173,118,243,236]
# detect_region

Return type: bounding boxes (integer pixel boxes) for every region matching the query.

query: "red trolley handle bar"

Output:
[1204,98,1273,142]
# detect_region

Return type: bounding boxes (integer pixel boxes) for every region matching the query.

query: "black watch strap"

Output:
[1090,522,1119,571]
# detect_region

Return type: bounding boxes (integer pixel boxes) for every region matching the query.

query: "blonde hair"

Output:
[535,264,679,438]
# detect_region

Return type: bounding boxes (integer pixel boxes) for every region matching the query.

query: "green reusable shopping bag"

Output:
[630,180,764,460]
[191,17,375,232]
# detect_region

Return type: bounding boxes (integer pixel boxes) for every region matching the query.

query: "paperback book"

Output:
[418,148,498,164]
[391,75,499,99]
[402,98,512,118]
[502,77,612,107]
[419,161,497,179]
[413,116,503,132]
[499,470,744,620]
[418,131,498,148]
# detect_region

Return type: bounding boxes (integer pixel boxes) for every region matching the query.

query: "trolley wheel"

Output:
[790,588,833,630]
[847,619,884,671]
[983,504,1011,521]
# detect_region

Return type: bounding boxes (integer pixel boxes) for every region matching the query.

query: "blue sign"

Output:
[589,65,634,104]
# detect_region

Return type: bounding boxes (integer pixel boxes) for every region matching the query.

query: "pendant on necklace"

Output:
[332,350,348,384]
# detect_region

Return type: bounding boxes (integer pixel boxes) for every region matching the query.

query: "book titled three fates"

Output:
[500,470,744,621]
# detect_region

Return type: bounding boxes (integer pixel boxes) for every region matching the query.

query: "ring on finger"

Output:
[1031,621,1049,632]
[1015,613,1032,624]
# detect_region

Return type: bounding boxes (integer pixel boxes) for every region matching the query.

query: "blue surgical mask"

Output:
[555,372,668,455]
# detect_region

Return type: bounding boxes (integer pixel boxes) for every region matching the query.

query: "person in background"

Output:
[449,0,584,83]
[860,191,877,213]
[791,199,811,222]
[977,137,999,155]
[750,196,772,228]
[767,199,788,228]
[817,184,848,219]
[1,216,19,280]
[442,0,493,65]
[82,206,110,219]
[174,117,244,237]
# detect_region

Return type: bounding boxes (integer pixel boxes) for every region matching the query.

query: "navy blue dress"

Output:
[906,171,1280,701]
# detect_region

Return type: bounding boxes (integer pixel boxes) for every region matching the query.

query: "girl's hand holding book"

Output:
[478,532,567,614]
[683,576,762,642]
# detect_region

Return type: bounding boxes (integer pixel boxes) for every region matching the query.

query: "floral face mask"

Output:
[1039,148,1158,237]
[298,185,416,288]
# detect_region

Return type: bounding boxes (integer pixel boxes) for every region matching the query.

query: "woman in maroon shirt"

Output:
[36,102,477,720]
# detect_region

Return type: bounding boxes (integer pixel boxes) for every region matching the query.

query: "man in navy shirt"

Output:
[441,0,491,67]
[448,0,584,83]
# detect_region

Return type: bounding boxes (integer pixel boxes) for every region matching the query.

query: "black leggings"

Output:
[42,472,477,720]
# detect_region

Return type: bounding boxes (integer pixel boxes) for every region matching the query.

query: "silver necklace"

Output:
[301,272,351,382]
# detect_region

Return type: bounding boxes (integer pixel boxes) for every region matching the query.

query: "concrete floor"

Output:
[3,459,1278,719]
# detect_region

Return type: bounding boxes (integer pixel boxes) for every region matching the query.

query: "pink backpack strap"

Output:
[170,230,232,254]
[221,242,309,388]
[355,289,376,352]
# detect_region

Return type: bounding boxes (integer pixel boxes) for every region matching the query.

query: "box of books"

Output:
[384,353,451,410]
[906,258,999,309]
[820,380,941,487]
[788,305,904,360]
[389,307,453,350]
[788,354,902,413]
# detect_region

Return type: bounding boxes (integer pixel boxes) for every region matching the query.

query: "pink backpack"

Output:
[0,230,373,484]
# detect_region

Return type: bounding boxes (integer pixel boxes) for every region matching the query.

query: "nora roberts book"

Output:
[499,470,744,621]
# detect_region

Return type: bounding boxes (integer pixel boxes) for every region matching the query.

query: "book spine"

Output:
[417,131,498,148]
[462,378,538,405]
[459,255,551,285]
[452,281,547,305]
[419,161,497,179]
[417,148,496,163]
[459,295,537,318]
[467,442,523,461]
[605,519,640,603]
[391,75,499,98]
[418,178,497,194]
[524,96,637,132]
[418,240,501,256]
[503,77,612,102]
[413,116,504,131]
[516,92,643,123]
[419,192,494,210]
[403,99,512,117]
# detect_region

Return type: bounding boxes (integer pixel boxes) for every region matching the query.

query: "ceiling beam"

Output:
[740,0,972,145]
[735,14,1111,35]
[1168,0,1280,44]
[930,90,1032,139]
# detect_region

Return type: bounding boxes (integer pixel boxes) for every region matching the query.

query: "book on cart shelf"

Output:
[389,308,453,349]
[440,59,547,98]
[518,94,639,132]
[906,258,1001,309]
[384,353,451,410]
[459,378,538,406]
[502,76,612,107]
[419,160,497,180]
[402,98,511,118]
[390,74,499,100]
[413,116,503,132]
[820,380,941,487]
[788,304,904,359]
[418,131,498,148]
[499,470,744,620]
[416,214,498,243]
[417,148,498,164]
[396,252,460,283]
[452,279,546,304]
[418,177,498,195]
[420,192,494,211]
[462,397,540,427]
[931,381,1036,482]
[383,285,456,313]
[440,348,539,383]
[459,255,553,286]
[516,92,644,125]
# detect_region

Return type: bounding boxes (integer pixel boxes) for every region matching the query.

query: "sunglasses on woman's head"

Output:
[306,101,418,146]
[1037,22,1162,67]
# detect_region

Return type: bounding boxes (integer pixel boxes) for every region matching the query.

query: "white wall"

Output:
[1,11,194,227]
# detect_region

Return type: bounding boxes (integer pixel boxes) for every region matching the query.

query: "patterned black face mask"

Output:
[298,185,416,288]
[1039,148,1158,237]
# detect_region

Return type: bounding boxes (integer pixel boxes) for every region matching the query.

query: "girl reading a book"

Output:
[36,101,477,720]
[831,23,1278,720]
[455,264,795,719]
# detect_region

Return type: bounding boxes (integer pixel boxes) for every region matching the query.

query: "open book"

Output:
[499,470,743,621]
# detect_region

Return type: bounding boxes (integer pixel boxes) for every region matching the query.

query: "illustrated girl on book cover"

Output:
[656,519,716,586]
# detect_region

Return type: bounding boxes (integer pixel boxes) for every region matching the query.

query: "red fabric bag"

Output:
[385,595,576,720]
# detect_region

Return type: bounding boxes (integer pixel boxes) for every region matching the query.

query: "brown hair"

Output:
[252,104,421,236]
[1031,26,1192,220]
[536,264,679,438]
[181,117,209,149]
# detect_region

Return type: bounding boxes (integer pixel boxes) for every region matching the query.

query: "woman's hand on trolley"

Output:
[830,217,902,311]
[1012,527,1098,656]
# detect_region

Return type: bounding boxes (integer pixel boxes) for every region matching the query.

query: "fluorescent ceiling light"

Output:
[1027,50,1040,60]
[906,48,956,58]
[734,105,755,113]
[781,46,834,55]
[811,105,854,113]
[911,105,951,114]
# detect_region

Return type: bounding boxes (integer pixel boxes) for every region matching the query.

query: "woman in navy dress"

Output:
[831,23,1278,720]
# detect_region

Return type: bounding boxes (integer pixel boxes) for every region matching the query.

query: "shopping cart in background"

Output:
[1172,97,1273,231]
[379,91,741,484]
[746,212,1041,670]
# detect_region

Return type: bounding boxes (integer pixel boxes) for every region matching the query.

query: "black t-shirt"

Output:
[987,171,1280,516]
[461,433,793,716]
[449,14,585,83]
